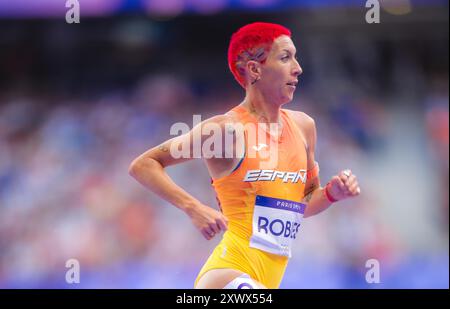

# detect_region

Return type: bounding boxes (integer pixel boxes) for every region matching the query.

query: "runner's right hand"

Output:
[185,203,228,240]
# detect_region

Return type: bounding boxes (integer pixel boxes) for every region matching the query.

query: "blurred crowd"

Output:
[0,12,448,288]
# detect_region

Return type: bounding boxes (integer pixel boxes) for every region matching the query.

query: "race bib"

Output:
[249,195,305,257]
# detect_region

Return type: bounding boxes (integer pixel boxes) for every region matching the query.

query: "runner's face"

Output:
[259,36,302,105]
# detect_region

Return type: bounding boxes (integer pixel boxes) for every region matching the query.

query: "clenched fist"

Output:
[185,202,229,240]
[325,169,361,202]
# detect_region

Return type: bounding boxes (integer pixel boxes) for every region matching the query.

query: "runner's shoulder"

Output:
[283,109,316,134]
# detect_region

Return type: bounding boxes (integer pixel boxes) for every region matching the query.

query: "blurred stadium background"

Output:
[0,0,448,288]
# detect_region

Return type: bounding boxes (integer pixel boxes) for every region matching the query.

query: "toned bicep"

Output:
[136,114,232,168]
[302,156,320,203]
[304,164,320,194]
[303,114,320,197]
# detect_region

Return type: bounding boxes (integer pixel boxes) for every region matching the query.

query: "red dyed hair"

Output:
[228,22,291,88]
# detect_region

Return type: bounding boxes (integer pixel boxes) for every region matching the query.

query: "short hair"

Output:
[228,22,291,88]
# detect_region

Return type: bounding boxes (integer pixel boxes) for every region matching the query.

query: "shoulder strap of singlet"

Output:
[281,109,308,151]
[282,109,319,179]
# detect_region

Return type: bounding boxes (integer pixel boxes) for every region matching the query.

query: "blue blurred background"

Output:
[0,0,448,288]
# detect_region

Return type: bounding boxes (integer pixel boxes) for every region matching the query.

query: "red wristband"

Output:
[324,182,338,203]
